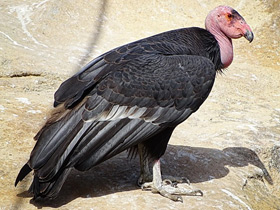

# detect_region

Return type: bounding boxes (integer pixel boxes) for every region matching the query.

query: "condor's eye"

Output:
[226,13,233,21]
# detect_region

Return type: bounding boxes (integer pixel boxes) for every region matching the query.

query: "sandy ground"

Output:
[0,0,280,209]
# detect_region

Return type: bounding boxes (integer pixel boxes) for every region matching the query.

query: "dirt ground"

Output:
[0,0,280,209]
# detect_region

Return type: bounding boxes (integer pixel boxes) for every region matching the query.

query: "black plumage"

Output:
[15,27,222,199]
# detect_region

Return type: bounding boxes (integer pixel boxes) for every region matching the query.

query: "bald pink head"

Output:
[205,6,254,68]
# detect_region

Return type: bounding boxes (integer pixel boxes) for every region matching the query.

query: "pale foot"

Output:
[142,180,203,202]
[141,160,203,202]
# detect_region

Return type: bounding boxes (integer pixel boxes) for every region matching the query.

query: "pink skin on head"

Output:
[205,6,254,68]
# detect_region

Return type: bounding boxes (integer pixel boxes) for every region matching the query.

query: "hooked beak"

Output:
[244,29,254,43]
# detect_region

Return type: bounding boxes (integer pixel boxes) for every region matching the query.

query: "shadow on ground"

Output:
[16,145,272,208]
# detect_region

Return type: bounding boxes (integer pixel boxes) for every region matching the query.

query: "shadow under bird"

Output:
[15,5,254,202]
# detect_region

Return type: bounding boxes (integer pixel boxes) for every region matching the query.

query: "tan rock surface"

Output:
[0,0,279,209]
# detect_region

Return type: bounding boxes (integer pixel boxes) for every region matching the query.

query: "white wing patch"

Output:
[83,101,159,123]
[83,96,192,125]
[128,107,147,119]
[100,105,147,121]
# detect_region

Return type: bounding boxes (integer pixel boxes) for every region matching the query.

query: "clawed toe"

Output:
[193,189,203,196]
[162,179,178,188]
[162,175,190,185]
[141,181,153,191]
[137,174,153,187]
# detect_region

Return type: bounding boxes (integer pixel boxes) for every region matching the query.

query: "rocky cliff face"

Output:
[1,0,280,209]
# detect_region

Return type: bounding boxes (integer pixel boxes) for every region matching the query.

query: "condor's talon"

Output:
[162,175,190,185]
[162,179,173,186]
[138,175,153,187]
[162,179,180,188]
[141,181,154,191]
[193,189,203,196]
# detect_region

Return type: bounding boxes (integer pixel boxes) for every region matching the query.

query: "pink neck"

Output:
[205,15,233,68]
[214,32,233,68]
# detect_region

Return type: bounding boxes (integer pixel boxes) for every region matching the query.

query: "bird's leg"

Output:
[138,154,188,186]
[137,143,187,185]
[141,159,203,202]
[137,144,152,186]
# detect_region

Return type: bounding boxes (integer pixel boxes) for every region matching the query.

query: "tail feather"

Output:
[15,163,32,187]
[30,109,83,170]
[45,168,71,198]
[15,103,85,199]
[35,120,85,180]
[28,168,72,199]
[30,175,40,199]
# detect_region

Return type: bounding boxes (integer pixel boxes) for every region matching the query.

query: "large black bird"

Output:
[15,5,253,201]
